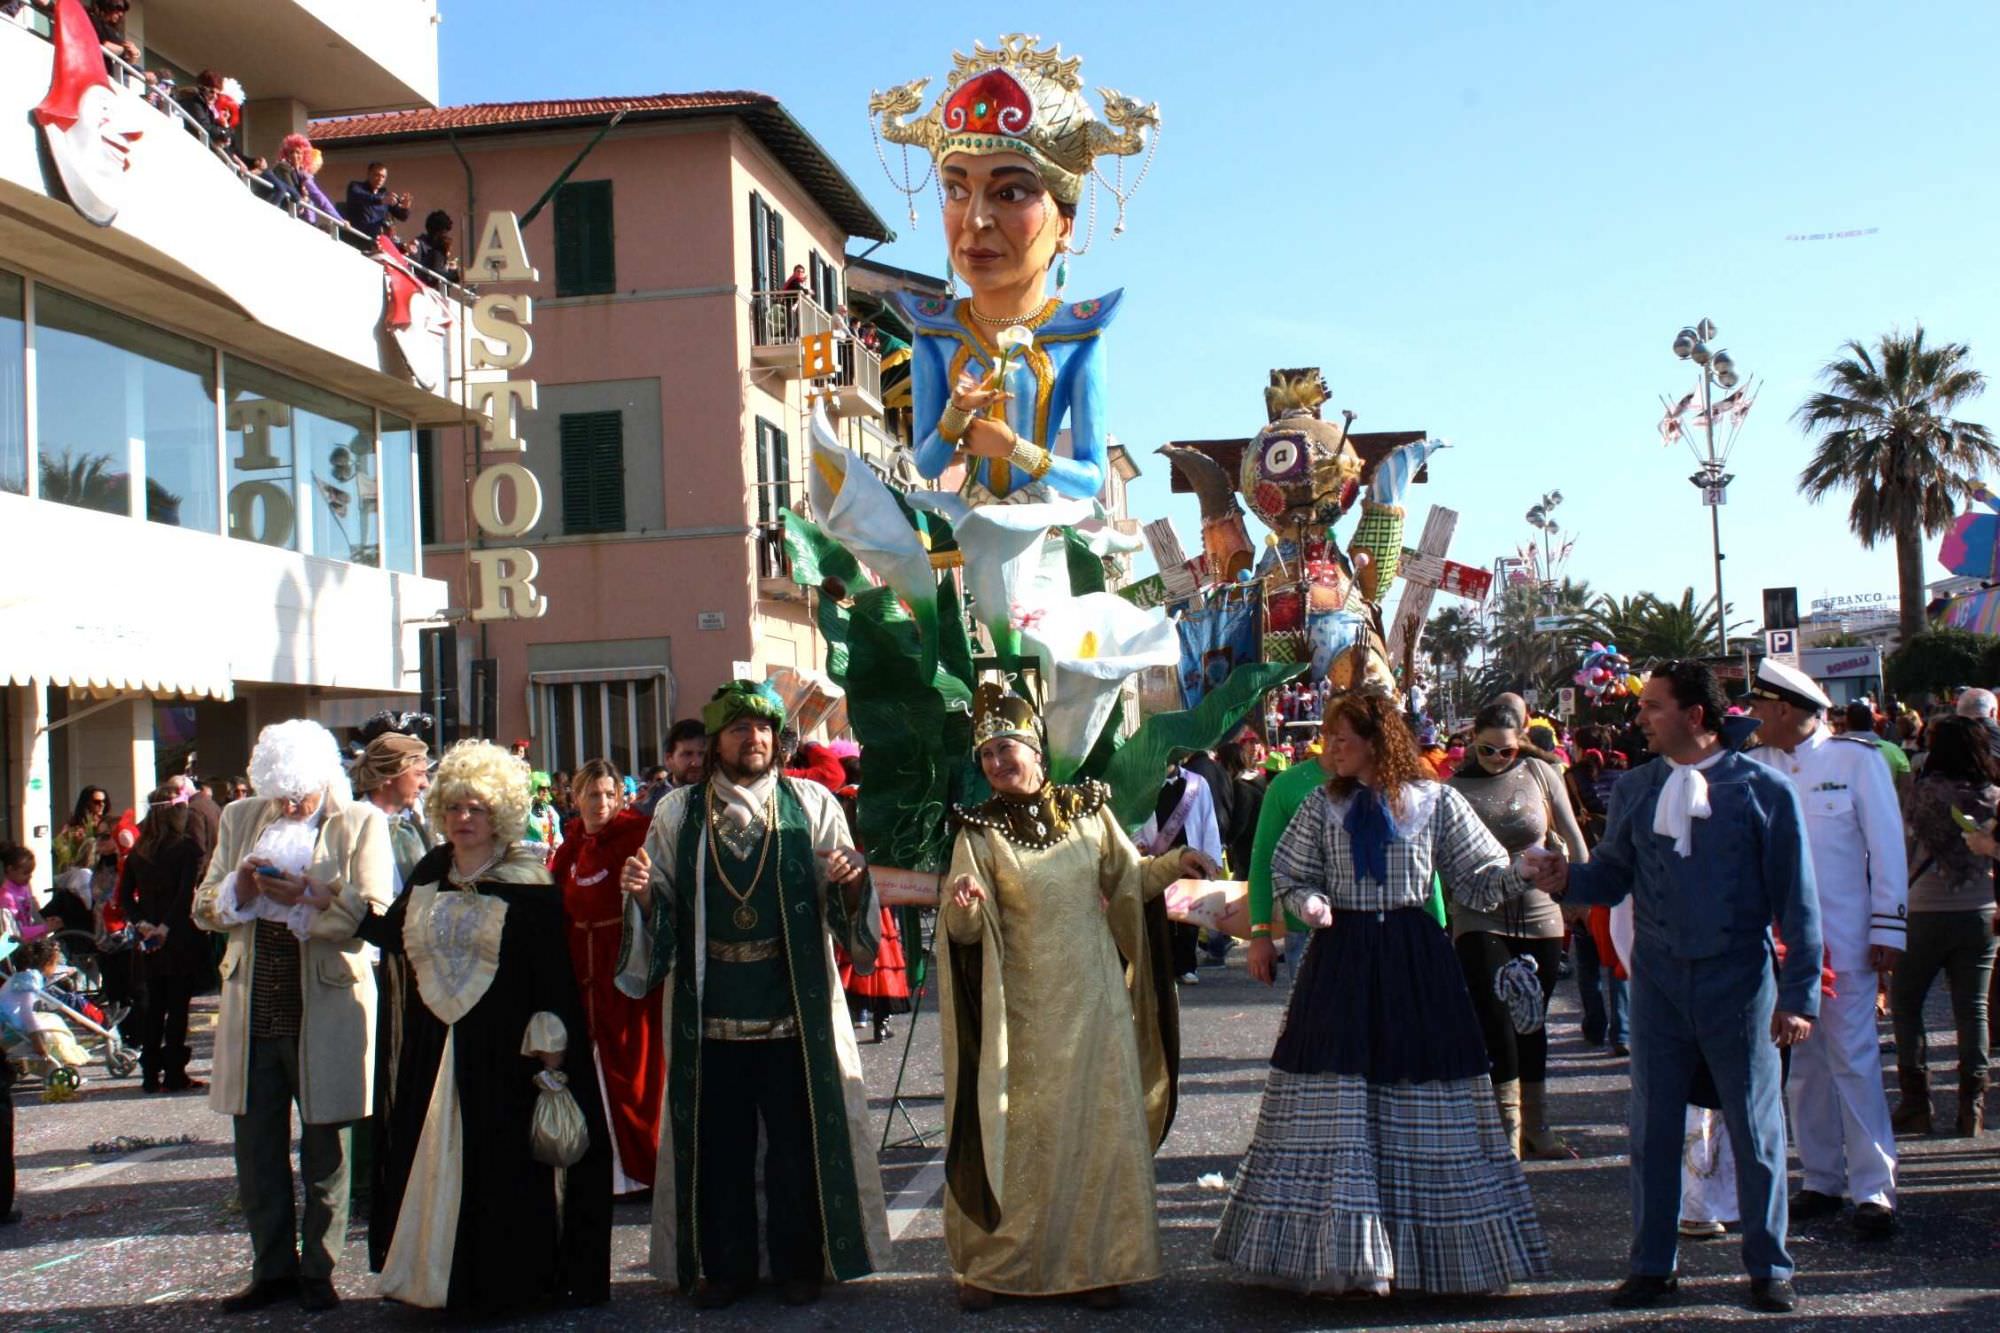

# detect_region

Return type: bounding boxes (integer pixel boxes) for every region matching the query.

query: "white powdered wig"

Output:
[248,719,348,801]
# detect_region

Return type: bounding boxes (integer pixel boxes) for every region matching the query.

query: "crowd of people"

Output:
[9,0,462,289]
[4,660,1998,1317]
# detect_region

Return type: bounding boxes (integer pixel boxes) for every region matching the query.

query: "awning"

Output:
[527,665,670,687]
[0,601,234,702]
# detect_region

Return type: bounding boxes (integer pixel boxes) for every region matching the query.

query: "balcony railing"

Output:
[751,288,834,350]
[22,30,470,302]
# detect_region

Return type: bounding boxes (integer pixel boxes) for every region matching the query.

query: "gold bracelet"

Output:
[1008,439,1053,480]
[938,402,975,444]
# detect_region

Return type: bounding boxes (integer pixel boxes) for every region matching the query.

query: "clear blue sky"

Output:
[439,1,2000,625]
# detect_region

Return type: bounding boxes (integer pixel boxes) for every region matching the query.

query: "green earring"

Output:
[1055,253,1069,297]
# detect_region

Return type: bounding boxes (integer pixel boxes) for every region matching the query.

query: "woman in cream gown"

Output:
[940,684,1210,1310]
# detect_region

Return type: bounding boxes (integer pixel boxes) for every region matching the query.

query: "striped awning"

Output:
[0,600,234,701]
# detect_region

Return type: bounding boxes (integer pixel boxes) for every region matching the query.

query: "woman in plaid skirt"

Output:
[1213,692,1552,1294]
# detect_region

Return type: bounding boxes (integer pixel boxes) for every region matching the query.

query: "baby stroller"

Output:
[1,930,141,1098]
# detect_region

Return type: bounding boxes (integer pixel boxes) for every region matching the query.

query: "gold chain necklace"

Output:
[967,299,1050,327]
[706,786,777,931]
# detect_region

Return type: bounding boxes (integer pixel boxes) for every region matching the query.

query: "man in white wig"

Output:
[193,719,394,1315]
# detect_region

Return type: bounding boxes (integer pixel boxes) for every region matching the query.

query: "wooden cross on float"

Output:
[1387,505,1458,662]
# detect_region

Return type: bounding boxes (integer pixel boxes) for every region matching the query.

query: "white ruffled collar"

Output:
[1324,779,1443,840]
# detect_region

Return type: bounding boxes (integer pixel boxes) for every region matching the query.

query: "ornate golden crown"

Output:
[869,33,1158,214]
[972,680,1043,751]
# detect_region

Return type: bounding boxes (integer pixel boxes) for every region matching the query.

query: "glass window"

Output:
[381,414,416,572]
[34,287,218,529]
[0,273,21,495]
[536,677,666,773]
[223,356,377,562]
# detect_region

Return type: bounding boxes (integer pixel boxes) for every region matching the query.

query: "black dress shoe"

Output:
[1749,1277,1797,1312]
[1612,1042,1631,1058]
[779,1278,821,1306]
[1608,1274,1680,1308]
[0,1208,21,1227]
[1790,1188,1845,1220]
[299,1279,340,1312]
[220,1277,299,1314]
[1852,1201,1897,1239]
[691,1279,739,1310]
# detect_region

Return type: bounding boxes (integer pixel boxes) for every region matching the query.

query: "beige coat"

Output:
[192,794,393,1123]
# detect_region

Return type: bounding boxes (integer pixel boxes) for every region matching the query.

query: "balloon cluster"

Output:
[1575,642,1640,704]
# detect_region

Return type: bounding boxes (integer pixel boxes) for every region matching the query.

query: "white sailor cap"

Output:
[1742,657,1833,712]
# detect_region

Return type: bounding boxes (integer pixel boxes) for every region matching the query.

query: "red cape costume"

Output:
[550,808,661,1193]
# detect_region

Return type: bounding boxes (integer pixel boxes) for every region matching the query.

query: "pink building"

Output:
[312,93,900,773]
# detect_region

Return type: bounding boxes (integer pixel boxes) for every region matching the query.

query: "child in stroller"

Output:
[1,937,139,1096]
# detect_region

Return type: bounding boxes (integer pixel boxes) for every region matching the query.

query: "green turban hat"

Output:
[703,680,787,736]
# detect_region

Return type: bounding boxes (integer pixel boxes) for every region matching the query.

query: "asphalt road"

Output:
[5,947,1998,1331]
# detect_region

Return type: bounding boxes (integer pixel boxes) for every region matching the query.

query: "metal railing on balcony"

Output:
[18,28,471,304]
[750,288,834,348]
[833,337,882,408]
[755,521,792,582]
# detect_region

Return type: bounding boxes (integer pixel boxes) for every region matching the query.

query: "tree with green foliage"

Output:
[1423,605,1483,721]
[1886,629,1989,706]
[1796,327,1996,641]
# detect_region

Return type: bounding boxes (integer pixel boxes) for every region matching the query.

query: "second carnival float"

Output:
[796,31,1457,927]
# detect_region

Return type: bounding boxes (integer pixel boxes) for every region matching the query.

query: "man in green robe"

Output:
[616,681,891,1308]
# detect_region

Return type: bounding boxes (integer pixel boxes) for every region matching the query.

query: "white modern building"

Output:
[1,2,458,867]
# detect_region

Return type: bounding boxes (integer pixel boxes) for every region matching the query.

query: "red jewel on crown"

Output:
[943,69,1035,137]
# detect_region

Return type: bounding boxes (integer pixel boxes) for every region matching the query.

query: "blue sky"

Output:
[440,2,2000,626]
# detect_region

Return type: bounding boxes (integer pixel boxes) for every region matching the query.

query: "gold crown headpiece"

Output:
[972,680,1043,752]
[868,33,1159,241]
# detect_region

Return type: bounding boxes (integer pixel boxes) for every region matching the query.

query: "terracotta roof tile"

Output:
[307,92,892,242]
[307,92,773,141]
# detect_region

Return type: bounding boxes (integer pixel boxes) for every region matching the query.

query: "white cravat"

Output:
[711,769,778,833]
[1654,746,1727,858]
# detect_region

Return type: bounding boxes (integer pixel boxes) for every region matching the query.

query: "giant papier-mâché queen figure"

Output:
[870,32,1158,508]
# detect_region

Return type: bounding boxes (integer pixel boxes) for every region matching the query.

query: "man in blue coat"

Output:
[1525,660,1821,1315]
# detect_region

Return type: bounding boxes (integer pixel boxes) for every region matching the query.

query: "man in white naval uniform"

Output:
[1742,659,1907,1239]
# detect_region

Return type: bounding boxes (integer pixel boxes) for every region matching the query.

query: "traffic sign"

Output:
[1764,628,1799,668]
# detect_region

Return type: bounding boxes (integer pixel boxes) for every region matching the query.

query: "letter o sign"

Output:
[470,462,543,538]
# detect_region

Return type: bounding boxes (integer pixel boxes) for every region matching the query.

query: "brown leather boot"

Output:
[1956,1073,1987,1138]
[1890,1068,1932,1136]
[1520,1081,1574,1160]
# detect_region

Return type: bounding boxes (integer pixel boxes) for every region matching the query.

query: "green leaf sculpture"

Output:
[1096,661,1307,832]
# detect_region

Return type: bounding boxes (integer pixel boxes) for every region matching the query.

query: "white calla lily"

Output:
[905,492,1092,648]
[805,405,937,617]
[1020,592,1180,782]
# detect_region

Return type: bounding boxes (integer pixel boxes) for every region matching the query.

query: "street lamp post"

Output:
[1670,319,1743,657]
[1524,491,1564,695]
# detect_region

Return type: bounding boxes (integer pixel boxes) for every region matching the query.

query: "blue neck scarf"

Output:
[1343,787,1392,887]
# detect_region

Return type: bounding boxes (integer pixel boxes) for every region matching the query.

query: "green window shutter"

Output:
[749,192,769,292]
[754,418,772,526]
[773,425,790,514]
[554,181,615,297]
[560,411,624,534]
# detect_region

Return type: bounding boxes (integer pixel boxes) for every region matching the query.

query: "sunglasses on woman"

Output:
[1476,744,1518,759]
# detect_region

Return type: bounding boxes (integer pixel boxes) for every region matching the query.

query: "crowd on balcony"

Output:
[8,0,462,290]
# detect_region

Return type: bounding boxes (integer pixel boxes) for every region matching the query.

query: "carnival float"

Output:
[775,34,1477,893]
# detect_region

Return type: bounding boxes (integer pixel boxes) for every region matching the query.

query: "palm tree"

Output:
[1632,588,1725,661]
[1796,327,1997,640]
[1476,577,1593,703]
[1577,592,1651,658]
[1424,605,1484,720]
